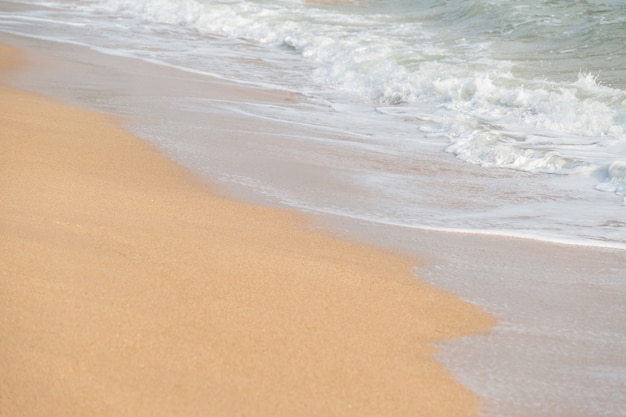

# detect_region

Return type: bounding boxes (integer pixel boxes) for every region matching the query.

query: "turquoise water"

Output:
[2,0,625,247]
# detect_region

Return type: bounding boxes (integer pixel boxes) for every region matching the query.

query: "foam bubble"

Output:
[596,160,626,195]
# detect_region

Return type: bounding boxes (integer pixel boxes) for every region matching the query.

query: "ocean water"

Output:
[2,0,626,416]
[2,0,626,247]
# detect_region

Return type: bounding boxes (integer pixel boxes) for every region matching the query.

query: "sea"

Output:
[1,0,625,416]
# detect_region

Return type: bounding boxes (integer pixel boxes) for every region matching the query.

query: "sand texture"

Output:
[0,43,494,417]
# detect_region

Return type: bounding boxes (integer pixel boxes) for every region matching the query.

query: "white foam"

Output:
[6,0,626,247]
[596,160,626,195]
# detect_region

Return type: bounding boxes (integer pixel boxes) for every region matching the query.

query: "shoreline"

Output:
[5,28,626,417]
[0,41,495,417]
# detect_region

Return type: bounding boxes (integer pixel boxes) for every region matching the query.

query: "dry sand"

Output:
[0,43,495,417]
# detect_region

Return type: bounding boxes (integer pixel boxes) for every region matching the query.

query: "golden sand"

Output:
[0,43,494,417]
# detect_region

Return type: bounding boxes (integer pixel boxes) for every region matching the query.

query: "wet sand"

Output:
[0,42,494,416]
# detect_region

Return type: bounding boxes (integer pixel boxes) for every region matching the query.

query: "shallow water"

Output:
[2,0,626,247]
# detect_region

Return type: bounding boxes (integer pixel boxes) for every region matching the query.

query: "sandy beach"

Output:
[0,42,495,416]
